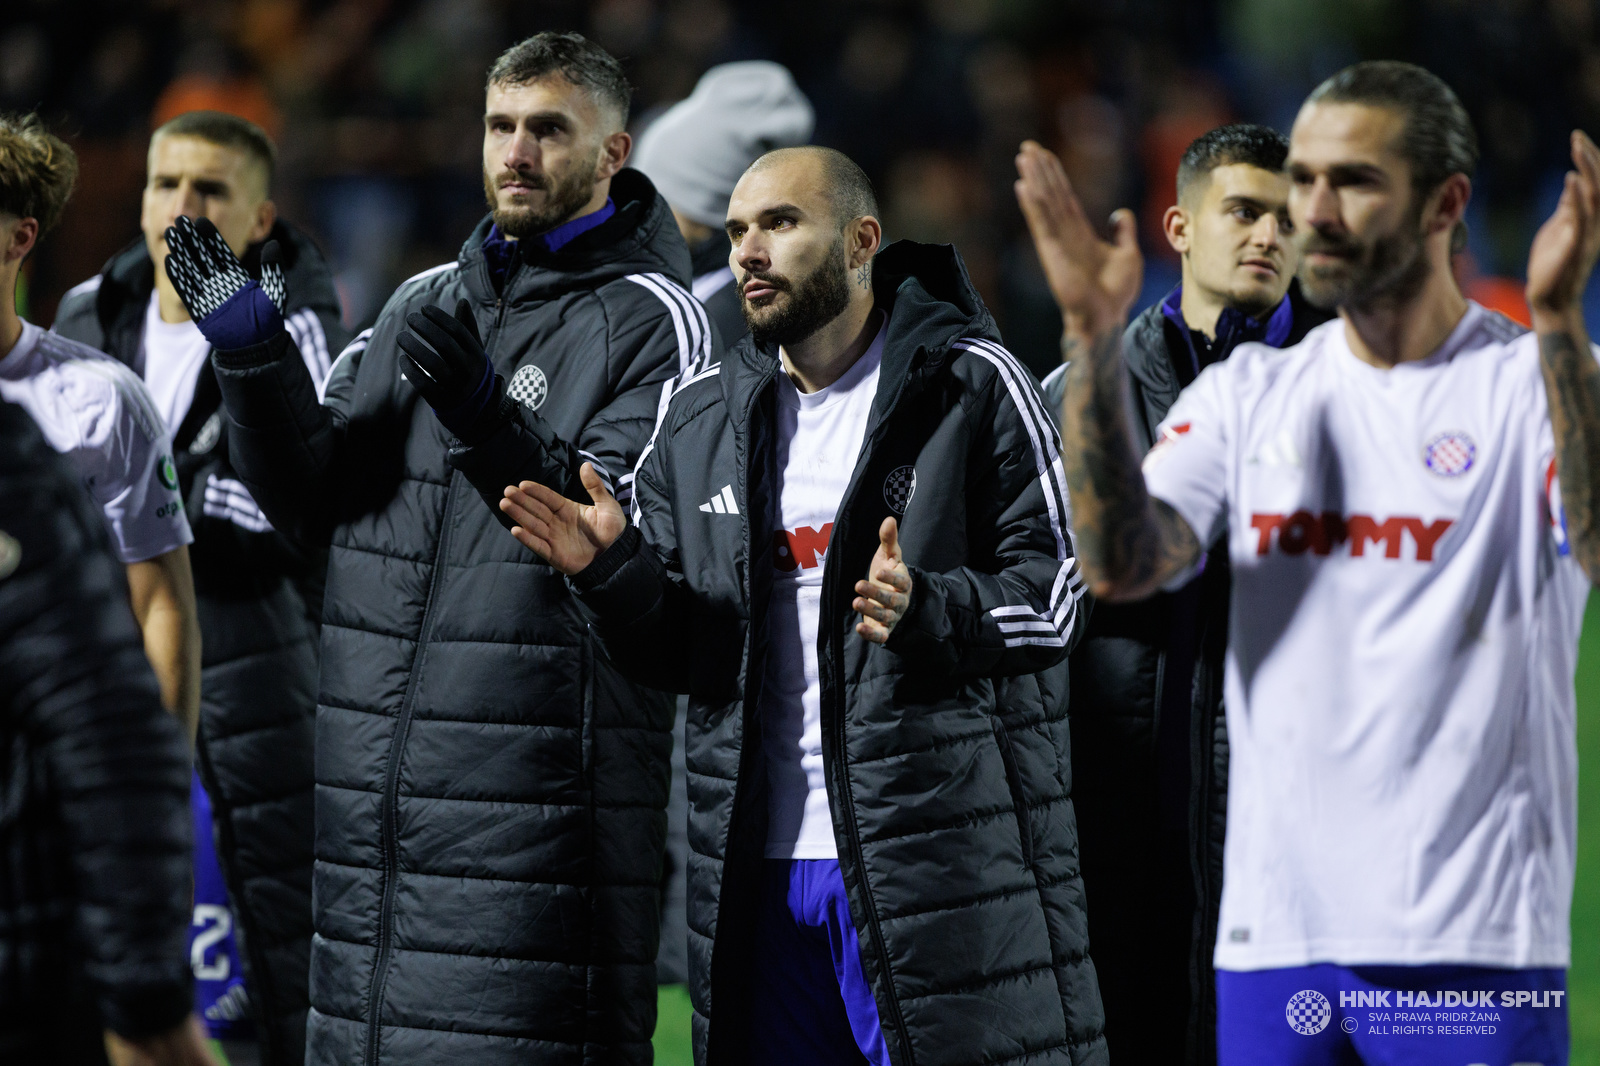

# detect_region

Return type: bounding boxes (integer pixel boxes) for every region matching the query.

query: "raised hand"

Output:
[1013,140,1142,338]
[162,216,285,349]
[1527,130,1600,330]
[499,463,627,574]
[396,300,502,442]
[854,517,913,645]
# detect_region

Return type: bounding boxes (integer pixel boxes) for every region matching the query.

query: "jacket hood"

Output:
[690,231,732,279]
[727,240,999,418]
[456,168,692,306]
[93,219,340,327]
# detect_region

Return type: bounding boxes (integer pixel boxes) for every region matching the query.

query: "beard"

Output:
[741,237,854,349]
[483,151,600,240]
[1297,197,1432,311]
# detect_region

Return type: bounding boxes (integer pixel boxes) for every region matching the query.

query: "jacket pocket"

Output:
[990,717,1035,870]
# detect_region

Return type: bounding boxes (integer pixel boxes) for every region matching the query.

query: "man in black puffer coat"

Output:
[502,147,1106,1066]
[159,33,707,1066]
[0,398,207,1065]
[54,110,345,1064]
[1039,125,1330,1065]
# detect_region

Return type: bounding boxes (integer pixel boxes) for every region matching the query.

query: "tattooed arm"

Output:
[1015,140,1201,600]
[1058,327,1202,599]
[1530,132,1600,583]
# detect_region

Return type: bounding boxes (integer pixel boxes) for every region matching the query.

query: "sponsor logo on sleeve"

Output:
[1143,421,1192,467]
[1546,456,1571,556]
[158,454,180,491]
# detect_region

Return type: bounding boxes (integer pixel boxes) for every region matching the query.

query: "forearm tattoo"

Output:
[1059,328,1200,597]
[1540,329,1600,580]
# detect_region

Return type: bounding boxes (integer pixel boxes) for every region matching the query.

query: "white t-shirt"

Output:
[0,319,192,563]
[141,291,215,433]
[1143,303,1589,971]
[762,319,887,860]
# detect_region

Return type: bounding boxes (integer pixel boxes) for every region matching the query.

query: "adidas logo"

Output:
[699,484,740,515]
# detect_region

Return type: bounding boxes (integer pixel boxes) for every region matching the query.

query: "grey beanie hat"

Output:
[632,61,815,228]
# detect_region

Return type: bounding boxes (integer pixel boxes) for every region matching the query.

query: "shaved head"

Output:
[746,145,878,229]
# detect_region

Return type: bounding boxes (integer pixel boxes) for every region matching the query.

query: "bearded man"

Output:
[498,145,1108,1066]
[156,31,712,1066]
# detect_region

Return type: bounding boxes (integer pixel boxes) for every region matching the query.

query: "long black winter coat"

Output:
[1040,283,1328,1064]
[572,242,1107,1066]
[54,221,345,1066]
[0,399,193,1065]
[209,169,703,1066]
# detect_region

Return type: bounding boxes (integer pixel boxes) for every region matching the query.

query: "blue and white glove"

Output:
[162,215,285,350]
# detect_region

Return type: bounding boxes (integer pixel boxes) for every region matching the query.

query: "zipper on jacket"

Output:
[363,296,503,1066]
[362,476,460,1066]
[816,356,924,1064]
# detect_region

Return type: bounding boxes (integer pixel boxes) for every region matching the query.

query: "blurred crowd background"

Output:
[6,0,1597,378]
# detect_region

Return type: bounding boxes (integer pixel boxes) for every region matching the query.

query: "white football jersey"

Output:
[1,319,192,563]
[761,319,887,860]
[1142,303,1589,971]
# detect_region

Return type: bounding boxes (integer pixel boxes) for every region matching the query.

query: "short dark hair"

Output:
[487,32,632,128]
[748,146,879,227]
[152,110,276,191]
[0,111,78,237]
[1176,124,1289,203]
[1305,60,1478,193]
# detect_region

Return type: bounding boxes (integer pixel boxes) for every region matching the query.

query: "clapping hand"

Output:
[1527,130,1600,331]
[499,463,627,574]
[162,216,285,350]
[1013,140,1142,339]
[396,300,504,444]
[854,517,913,644]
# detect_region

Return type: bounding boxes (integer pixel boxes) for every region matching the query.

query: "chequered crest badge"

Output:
[509,364,549,412]
[189,412,222,455]
[1423,431,1475,478]
[0,531,18,580]
[1285,989,1331,1036]
[883,465,916,515]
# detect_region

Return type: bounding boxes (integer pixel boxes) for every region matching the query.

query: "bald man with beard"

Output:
[500,145,1109,1066]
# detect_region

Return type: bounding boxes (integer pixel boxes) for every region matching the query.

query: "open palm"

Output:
[500,463,627,575]
[1528,131,1600,322]
[1013,140,1143,334]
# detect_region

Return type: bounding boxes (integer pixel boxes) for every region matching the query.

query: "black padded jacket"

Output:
[207,169,705,1066]
[1040,282,1330,1064]
[572,242,1108,1066]
[53,221,345,1066]
[0,399,193,1065]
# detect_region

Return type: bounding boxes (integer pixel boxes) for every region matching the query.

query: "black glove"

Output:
[162,216,286,349]
[397,300,507,444]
